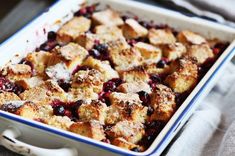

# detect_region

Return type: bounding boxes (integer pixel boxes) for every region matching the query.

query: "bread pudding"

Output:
[0,3,229,152]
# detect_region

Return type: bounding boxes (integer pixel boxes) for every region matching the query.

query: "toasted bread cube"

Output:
[92,9,124,26]
[107,38,130,54]
[177,30,206,45]
[15,101,38,120]
[117,81,151,93]
[54,43,88,61]
[109,92,141,106]
[68,87,98,102]
[121,67,149,83]
[94,25,123,36]
[25,51,58,76]
[69,120,106,141]
[78,100,108,124]
[110,48,142,71]
[150,84,176,122]
[106,102,148,125]
[165,58,198,93]
[75,33,99,50]
[122,19,148,39]
[106,92,147,124]
[53,43,88,72]
[112,138,138,150]
[148,28,176,45]
[37,104,53,119]
[82,56,119,81]
[46,115,73,130]
[106,120,145,144]
[187,43,214,64]
[1,64,32,81]
[45,63,71,82]
[19,86,50,104]
[20,80,65,104]
[162,42,186,61]
[57,17,91,43]
[15,76,44,89]
[143,63,171,75]
[72,69,104,93]
[133,42,162,64]
[0,92,21,106]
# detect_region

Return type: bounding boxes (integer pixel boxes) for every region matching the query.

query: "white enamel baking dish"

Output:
[0,0,235,155]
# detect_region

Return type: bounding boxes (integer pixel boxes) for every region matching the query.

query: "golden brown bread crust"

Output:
[162,42,186,61]
[165,57,198,93]
[1,64,32,81]
[122,19,148,39]
[187,43,214,64]
[112,137,138,150]
[150,84,176,122]
[117,81,151,93]
[92,9,124,26]
[0,92,21,106]
[69,120,106,141]
[78,100,108,124]
[57,16,91,43]
[133,42,162,64]
[177,30,206,45]
[106,120,145,144]
[120,67,150,83]
[148,28,176,45]
[72,69,104,93]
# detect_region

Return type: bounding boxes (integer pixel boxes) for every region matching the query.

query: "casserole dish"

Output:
[0,0,235,155]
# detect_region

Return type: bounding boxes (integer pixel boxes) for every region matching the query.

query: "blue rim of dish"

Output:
[0,0,235,156]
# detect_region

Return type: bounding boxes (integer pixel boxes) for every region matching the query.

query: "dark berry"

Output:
[47,31,57,41]
[57,80,71,92]
[89,49,101,58]
[0,103,19,113]
[75,7,87,16]
[139,21,148,28]
[150,74,161,83]
[121,15,129,21]
[86,5,95,14]
[131,147,140,152]
[53,105,65,116]
[39,41,57,51]
[101,139,111,144]
[138,91,150,106]
[99,92,111,106]
[157,59,167,68]
[213,48,220,55]
[127,39,137,46]
[94,43,108,54]
[147,106,154,116]
[64,110,72,117]
[103,78,122,92]
[103,81,116,92]
[0,77,24,95]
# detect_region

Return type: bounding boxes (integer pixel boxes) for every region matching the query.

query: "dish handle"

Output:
[0,127,78,156]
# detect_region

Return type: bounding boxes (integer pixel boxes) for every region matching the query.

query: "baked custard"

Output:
[0,3,229,152]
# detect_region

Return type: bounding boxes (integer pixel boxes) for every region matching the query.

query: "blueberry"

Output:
[150,74,161,83]
[94,44,108,54]
[89,49,101,58]
[147,106,154,116]
[156,60,167,68]
[47,31,57,41]
[53,105,65,116]
[103,81,116,92]
[138,91,150,106]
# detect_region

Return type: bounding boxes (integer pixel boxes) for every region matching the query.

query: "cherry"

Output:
[53,105,65,116]
[138,91,150,106]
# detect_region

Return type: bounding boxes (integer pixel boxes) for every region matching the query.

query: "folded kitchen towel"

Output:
[170,0,235,27]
